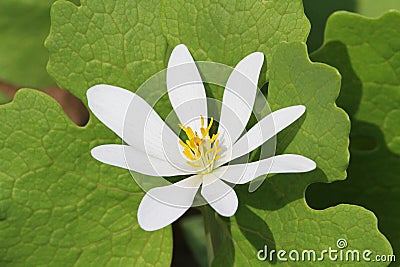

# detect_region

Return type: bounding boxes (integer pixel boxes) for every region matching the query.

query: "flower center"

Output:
[179,116,221,174]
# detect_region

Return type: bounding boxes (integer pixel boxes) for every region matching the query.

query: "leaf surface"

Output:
[160,0,392,264]
[212,42,392,266]
[309,10,400,264]
[0,89,172,266]
[160,0,310,78]
[1,0,172,265]
[0,0,394,265]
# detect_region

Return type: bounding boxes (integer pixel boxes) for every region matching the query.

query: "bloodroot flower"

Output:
[87,44,316,231]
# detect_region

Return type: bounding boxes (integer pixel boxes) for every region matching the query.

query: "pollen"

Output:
[179,116,221,173]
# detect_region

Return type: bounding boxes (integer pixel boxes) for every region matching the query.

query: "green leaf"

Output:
[210,42,391,266]
[303,0,356,52]
[5,0,392,265]
[161,1,391,262]
[303,0,400,52]
[0,89,171,266]
[308,10,400,264]
[0,0,78,88]
[46,0,168,100]
[0,0,172,265]
[160,0,310,75]
[356,0,400,17]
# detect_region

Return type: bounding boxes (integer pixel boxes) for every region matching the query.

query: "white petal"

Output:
[87,84,190,170]
[87,84,134,140]
[225,105,306,164]
[167,44,207,131]
[218,52,264,146]
[138,175,202,231]
[217,154,316,184]
[201,173,238,217]
[91,145,194,176]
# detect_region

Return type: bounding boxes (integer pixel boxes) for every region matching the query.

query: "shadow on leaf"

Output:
[308,39,400,264]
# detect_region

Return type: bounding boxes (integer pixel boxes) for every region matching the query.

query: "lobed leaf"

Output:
[309,10,400,264]
[0,89,171,266]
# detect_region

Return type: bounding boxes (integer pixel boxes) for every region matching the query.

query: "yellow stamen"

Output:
[178,116,221,173]
[213,140,220,150]
[179,139,189,149]
[179,124,195,139]
[186,140,195,150]
[201,127,207,137]
[205,158,214,165]
[183,148,196,161]
[187,161,201,168]
[211,133,219,143]
[206,145,218,155]
[206,118,214,132]
[193,135,202,146]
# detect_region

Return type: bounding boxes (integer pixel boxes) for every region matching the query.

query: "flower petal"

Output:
[91,145,194,176]
[217,154,316,184]
[87,84,134,140]
[138,175,202,231]
[87,84,190,170]
[201,173,238,217]
[223,105,306,164]
[167,44,207,131]
[218,52,264,146]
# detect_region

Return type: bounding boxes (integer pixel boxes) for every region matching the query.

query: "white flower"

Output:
[87,44,316,231]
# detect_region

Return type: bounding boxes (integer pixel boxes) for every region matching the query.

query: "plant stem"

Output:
[200,205,224,266]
